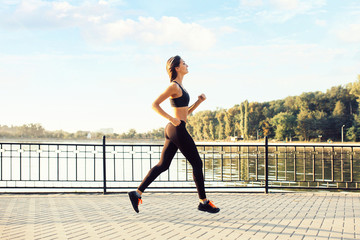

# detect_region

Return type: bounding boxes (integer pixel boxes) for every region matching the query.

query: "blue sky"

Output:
[1,0,359,134]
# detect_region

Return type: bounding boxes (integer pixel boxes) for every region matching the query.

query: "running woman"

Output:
[128,55,220,214]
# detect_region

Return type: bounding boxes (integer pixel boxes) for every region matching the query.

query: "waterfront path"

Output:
[0,192,359,240]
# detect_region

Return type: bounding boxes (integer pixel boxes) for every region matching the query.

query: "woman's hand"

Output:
[188,94,207,115]
[170,117,181,126]
[198,94,206,103]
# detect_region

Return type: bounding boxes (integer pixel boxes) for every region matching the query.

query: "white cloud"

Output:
[16,0,47,13]
[1,1,216,51]
[244,0,327,23]
[98,0,125,6]
[52,1,74,12]
[334,24,360,43]
[1,0,21,5]
[269,0,326,11]
[85,16,216,51]
[240,0,263,8]
[219,26,238,34]
[315,19,327,27]
[269,0,299,10]
[240,0,326,12]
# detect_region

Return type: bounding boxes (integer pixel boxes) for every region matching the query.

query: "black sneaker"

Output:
[198,200,220,213]
[128,191,142,213]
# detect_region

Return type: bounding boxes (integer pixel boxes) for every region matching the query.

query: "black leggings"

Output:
[138,120,206,199]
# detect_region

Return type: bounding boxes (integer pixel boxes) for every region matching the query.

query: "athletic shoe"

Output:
[128,191,142,213]
[198,200,220,213]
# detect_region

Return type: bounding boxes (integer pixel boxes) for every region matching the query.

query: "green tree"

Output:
[202,114,211,140]
[224,106,240,138]
[271,112,296,141]
[209,121,215,140]
[296,109,327,141]
[248,102,265,139]
[348,75,360,103]
[216,110,226,140]
[346,113,360,141]
[296,109,313,141]
[333,100,346,116]
[260,119,273,137]
[125,129,137,138]
[244,100,249,139]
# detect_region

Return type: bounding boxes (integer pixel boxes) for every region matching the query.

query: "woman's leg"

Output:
[130,121,219,213]
[137,128,178,193]
[168,121,206,200]
[170,122,219,213]
[130,124,178,213]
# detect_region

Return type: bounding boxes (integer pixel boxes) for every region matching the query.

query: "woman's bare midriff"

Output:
[173,107,188,122]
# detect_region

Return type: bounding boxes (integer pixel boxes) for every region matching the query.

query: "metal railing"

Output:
[0,137,359,193]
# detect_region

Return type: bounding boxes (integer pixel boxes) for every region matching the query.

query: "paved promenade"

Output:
[0,192,359,240]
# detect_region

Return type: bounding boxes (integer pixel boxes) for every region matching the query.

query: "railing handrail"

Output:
[2,140,360,147]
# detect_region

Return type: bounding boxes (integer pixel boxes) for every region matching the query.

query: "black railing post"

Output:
[265,136,269,194]
[103,136,107,194]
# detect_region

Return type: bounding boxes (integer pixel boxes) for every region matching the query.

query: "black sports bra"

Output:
[170,81,190,108]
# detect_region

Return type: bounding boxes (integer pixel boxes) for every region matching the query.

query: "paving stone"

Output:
[0,192,359,240]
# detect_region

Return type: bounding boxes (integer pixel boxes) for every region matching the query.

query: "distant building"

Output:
[230,136,243,141]
[230,136,238,141]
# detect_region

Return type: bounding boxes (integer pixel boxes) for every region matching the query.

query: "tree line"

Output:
[186,75,360,142]
[1,76,360,142]
[0,124,165,141]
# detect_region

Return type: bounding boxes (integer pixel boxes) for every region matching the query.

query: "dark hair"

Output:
[166,55,181,82]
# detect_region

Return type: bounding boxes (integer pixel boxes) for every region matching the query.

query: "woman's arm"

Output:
[188,94,206,115]
[152,83,181,126]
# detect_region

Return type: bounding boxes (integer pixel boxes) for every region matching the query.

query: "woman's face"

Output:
[177,59,189,75]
